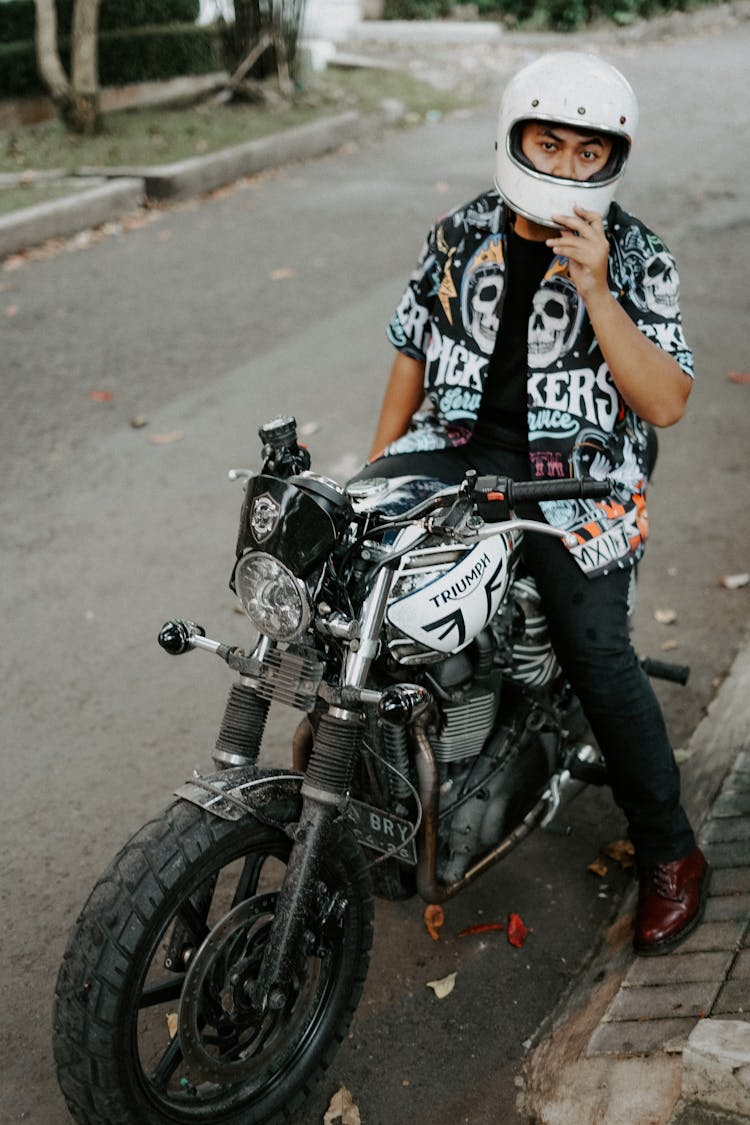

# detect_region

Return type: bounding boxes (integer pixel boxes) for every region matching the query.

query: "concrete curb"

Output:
[683,1020,750,1117]
[0,105,402,256]
[0,177,144,259]
[80,105,401,203]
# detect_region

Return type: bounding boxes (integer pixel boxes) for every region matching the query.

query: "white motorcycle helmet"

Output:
[495,51,638,228]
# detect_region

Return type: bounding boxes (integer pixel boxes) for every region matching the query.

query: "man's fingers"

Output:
[573,205,603,224]
[551,208,604,233]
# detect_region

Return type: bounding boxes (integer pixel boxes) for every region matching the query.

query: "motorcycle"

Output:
[53,415,688,1125]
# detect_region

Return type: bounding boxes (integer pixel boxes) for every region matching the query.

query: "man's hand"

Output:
[543,206,691,427]
[546,206,610,304]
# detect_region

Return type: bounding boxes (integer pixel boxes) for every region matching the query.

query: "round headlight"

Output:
[235,553,311,642]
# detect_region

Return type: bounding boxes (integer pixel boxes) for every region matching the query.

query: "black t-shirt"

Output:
[476,227,553,444]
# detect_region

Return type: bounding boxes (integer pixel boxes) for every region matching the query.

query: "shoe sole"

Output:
[633,863,712,957]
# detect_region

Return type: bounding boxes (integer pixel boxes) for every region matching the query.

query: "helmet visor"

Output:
[508,118,630,188]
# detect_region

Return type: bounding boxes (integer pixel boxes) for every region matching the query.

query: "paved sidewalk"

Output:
[520,638,750,1125]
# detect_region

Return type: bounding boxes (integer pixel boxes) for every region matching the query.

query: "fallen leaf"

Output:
[727,372,750,384]
[122,214,156,232]
[426,971,456,999]
[156,229,173,242]
[457,922,505,938]
[323,1085,361,1125]
[661,639,680,651]
[130,415,148,429]
[3,253,29,271]
[423,903,444,942]
[270,267,297,280]
[719,573,749,590]
[604,839,636,870]
[4,304,19,317]
[148,431,185,445]
[507,913,530,948]
[654,607,677,625]
[88,389,114,402]
[587,858,608,878]
[435,180,450,192]
[166,1012,178,1039]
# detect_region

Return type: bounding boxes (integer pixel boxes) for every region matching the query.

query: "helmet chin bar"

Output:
[494,174,612,231]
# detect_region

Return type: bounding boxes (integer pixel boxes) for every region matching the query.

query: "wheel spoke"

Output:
[231,855,264,907]
[140,976,185,1010]
[178,898,210,944]
[149,1033,183,1089]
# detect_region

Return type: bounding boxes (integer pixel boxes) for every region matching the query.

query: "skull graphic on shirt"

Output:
[528,279,579,368]
[460,235,506,355]
[641,251,679,316]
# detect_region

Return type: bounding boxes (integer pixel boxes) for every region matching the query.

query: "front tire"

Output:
[53,797,373,1124]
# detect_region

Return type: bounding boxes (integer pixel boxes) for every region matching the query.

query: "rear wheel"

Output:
[53,796,373,1124]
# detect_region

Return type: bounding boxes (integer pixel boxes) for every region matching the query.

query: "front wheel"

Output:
[53,797,374,1124]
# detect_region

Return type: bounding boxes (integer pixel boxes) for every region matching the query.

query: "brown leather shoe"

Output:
[634,846,710,957]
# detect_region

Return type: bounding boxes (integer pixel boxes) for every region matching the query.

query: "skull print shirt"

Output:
[385,189,694,577]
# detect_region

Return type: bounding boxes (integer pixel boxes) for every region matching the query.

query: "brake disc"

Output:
[178,892,277,1084]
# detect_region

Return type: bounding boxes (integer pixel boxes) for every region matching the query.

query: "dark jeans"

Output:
[352,432,695,866]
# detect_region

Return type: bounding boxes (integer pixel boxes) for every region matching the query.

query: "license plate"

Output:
[345,799,417,866]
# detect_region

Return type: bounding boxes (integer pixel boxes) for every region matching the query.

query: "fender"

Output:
[175,764,303,823]
[176,765,418,865]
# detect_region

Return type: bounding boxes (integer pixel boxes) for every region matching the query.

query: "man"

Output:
[356,51,708,955]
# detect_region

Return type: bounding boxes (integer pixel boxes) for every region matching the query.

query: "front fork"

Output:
[252,566,397,1010]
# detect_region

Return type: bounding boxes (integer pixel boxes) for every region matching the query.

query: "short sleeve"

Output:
[386,224,444,361]
[614,221,695,379]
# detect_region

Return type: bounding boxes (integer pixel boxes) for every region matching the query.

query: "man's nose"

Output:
[551,150,576,179]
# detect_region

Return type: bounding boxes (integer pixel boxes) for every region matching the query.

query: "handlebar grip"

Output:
[640,657,690,686]
[473,475,611,510]
[510,478,611,503]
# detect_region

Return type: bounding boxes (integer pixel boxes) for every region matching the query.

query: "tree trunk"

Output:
[34,0,71,105]
[69,0,102,133]
[34,0,102,134]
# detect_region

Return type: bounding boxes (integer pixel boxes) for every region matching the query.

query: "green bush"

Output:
[0,0,37,43]
[98,25,221,86]
[543,0,588,28]
[100,0,201,32]
[0,0,201,45]
[382,0,452,17]
[382,0,721,26]
[0,40,40,94]
[474,0,535,19]
[0,24,220,98]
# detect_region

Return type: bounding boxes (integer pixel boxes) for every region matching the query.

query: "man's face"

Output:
[520,122,614,182]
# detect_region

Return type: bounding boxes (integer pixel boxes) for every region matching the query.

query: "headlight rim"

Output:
[234,551,312,643]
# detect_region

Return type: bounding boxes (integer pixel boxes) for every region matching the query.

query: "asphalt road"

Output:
[1,18,748,1125]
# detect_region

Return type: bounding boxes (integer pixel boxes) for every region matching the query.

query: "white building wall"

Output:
[198,0,365,40]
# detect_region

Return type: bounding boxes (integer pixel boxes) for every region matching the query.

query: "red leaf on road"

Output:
[507,913,530,948]
[88,390,114,402]
[457,922,505,938]
[728,372,750,384]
